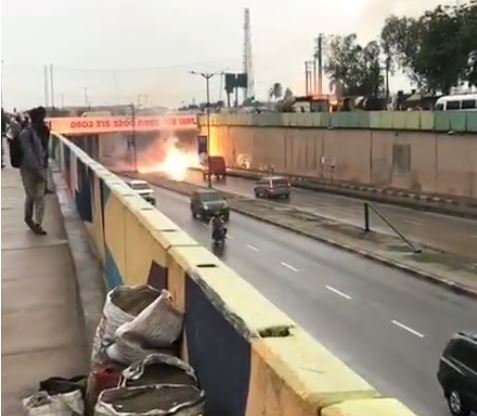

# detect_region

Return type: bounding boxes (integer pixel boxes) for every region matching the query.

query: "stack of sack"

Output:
[86,285,205,416]
[22,376,87,416]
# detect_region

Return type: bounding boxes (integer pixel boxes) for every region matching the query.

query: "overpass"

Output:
[45,127,477,416]
[3,129,426,415]
[5,117,476,413]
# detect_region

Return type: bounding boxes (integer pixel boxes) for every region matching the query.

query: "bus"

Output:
[434,94,477,111]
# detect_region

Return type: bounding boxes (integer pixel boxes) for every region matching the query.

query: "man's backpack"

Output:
[9,127,32,168]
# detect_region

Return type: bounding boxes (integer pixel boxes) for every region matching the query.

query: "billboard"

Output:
[48,114,198,135]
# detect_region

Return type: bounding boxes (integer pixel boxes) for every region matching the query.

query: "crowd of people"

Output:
[1,106,52,235]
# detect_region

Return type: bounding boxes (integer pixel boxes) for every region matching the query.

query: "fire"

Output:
[158,146,197,181]
[137,136,199,181]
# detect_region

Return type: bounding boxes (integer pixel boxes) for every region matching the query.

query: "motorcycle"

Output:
[211,217,227,248]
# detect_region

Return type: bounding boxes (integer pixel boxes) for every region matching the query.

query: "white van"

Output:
[435,94,477,111]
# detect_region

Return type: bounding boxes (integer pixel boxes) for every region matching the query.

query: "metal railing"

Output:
[364,202,421,253]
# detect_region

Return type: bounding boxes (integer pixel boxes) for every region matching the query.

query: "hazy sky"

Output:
[1,0,451,110]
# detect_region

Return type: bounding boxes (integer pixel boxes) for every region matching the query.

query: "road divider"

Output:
[51,132,417,415]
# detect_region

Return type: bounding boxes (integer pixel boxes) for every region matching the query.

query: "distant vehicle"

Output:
[437,331,477,416]
[190,189,229,222]
[435,94,477,111]
[126,179,156,206]
[81,111,112,117]
[202,156,226,181]
[254,176,291,199]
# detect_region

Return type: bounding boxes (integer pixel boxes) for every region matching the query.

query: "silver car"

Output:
[254,176,291,199]
[127,179,156,206]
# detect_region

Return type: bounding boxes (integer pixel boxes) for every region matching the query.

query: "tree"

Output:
[360,41,384,97]
[416,5,466,93]
[380,1,477,93]
[381,16,421,84]
[325,34,383,97]
[458,0,477,87]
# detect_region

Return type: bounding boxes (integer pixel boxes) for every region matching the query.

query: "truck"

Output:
[202,156,226,181]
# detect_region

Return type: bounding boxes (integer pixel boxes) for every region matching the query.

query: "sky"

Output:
[1,0,453,110]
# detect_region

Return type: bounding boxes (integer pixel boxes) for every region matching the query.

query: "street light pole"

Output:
[130,103,137,172]
[190,71,216,188]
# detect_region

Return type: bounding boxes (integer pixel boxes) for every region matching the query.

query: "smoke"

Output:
[358,0,454,40]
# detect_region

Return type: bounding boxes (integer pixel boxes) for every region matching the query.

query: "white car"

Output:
[127,180,156,206]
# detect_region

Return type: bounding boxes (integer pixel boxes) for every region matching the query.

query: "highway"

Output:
[150,183,477,416]
[184,170,477,261]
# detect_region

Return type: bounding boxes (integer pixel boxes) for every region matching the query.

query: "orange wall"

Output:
[207,125,477,199]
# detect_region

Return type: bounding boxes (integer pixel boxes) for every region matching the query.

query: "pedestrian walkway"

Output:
[1,167,88,415]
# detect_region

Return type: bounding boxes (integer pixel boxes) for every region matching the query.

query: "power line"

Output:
[53,58,240,73]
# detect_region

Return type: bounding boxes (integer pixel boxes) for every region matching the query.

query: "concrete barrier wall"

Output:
[205,123,477,198]
[209,111,477,133]
[52,132,417,416]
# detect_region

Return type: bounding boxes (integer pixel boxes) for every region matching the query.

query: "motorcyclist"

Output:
[211,214,226,242]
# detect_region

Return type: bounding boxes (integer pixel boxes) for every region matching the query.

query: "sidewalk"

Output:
[1,167,88,415]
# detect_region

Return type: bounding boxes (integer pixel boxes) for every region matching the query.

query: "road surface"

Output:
[150,184,477,416]
[185,170,477,261]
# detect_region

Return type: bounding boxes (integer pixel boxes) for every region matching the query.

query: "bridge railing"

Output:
[51,132,418,416]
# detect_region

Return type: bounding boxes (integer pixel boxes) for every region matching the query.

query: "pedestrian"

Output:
[19,106,48,235]
[1,108,6,169]
[39,119,53,194]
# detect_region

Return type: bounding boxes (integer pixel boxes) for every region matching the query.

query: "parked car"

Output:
[126,179,156,206]
[190,189,229,222]
[202,156,226,181]
[254,176,291,199]
[437,331,477,416]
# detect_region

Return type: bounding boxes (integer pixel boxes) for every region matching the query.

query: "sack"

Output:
[91,286,160,368]
[121,354,197,388]
[105,338,173,366]
[103,286,160,342]
[95,385,205,416]
[116,290,183,348]
[39,375,87,396]
[22,390,84,416]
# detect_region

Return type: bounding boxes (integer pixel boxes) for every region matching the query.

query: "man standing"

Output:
[1,108,6,169]
[19,107,48,235]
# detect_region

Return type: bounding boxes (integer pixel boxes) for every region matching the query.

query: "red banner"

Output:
[48,114,197,135]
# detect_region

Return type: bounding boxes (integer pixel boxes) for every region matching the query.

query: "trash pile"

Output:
[23,285,205,416]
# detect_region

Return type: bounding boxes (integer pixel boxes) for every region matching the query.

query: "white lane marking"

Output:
[325,285,352,300]
[403,220,424,226]
[280,262,299,272]
[246,244,259,252]
[391,320,425,338]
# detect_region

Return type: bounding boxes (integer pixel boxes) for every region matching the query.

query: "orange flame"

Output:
[137,137,199,181]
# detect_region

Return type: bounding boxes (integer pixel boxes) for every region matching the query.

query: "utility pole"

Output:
[313,59,317,95]
[49,64,55,109]
[44,66,50,108]
[305,62,309,95]
[316,34,324,95]
[305,61,313,95]
[385,57,390,99]
[84,87,89,106]
[190,71,216,188]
